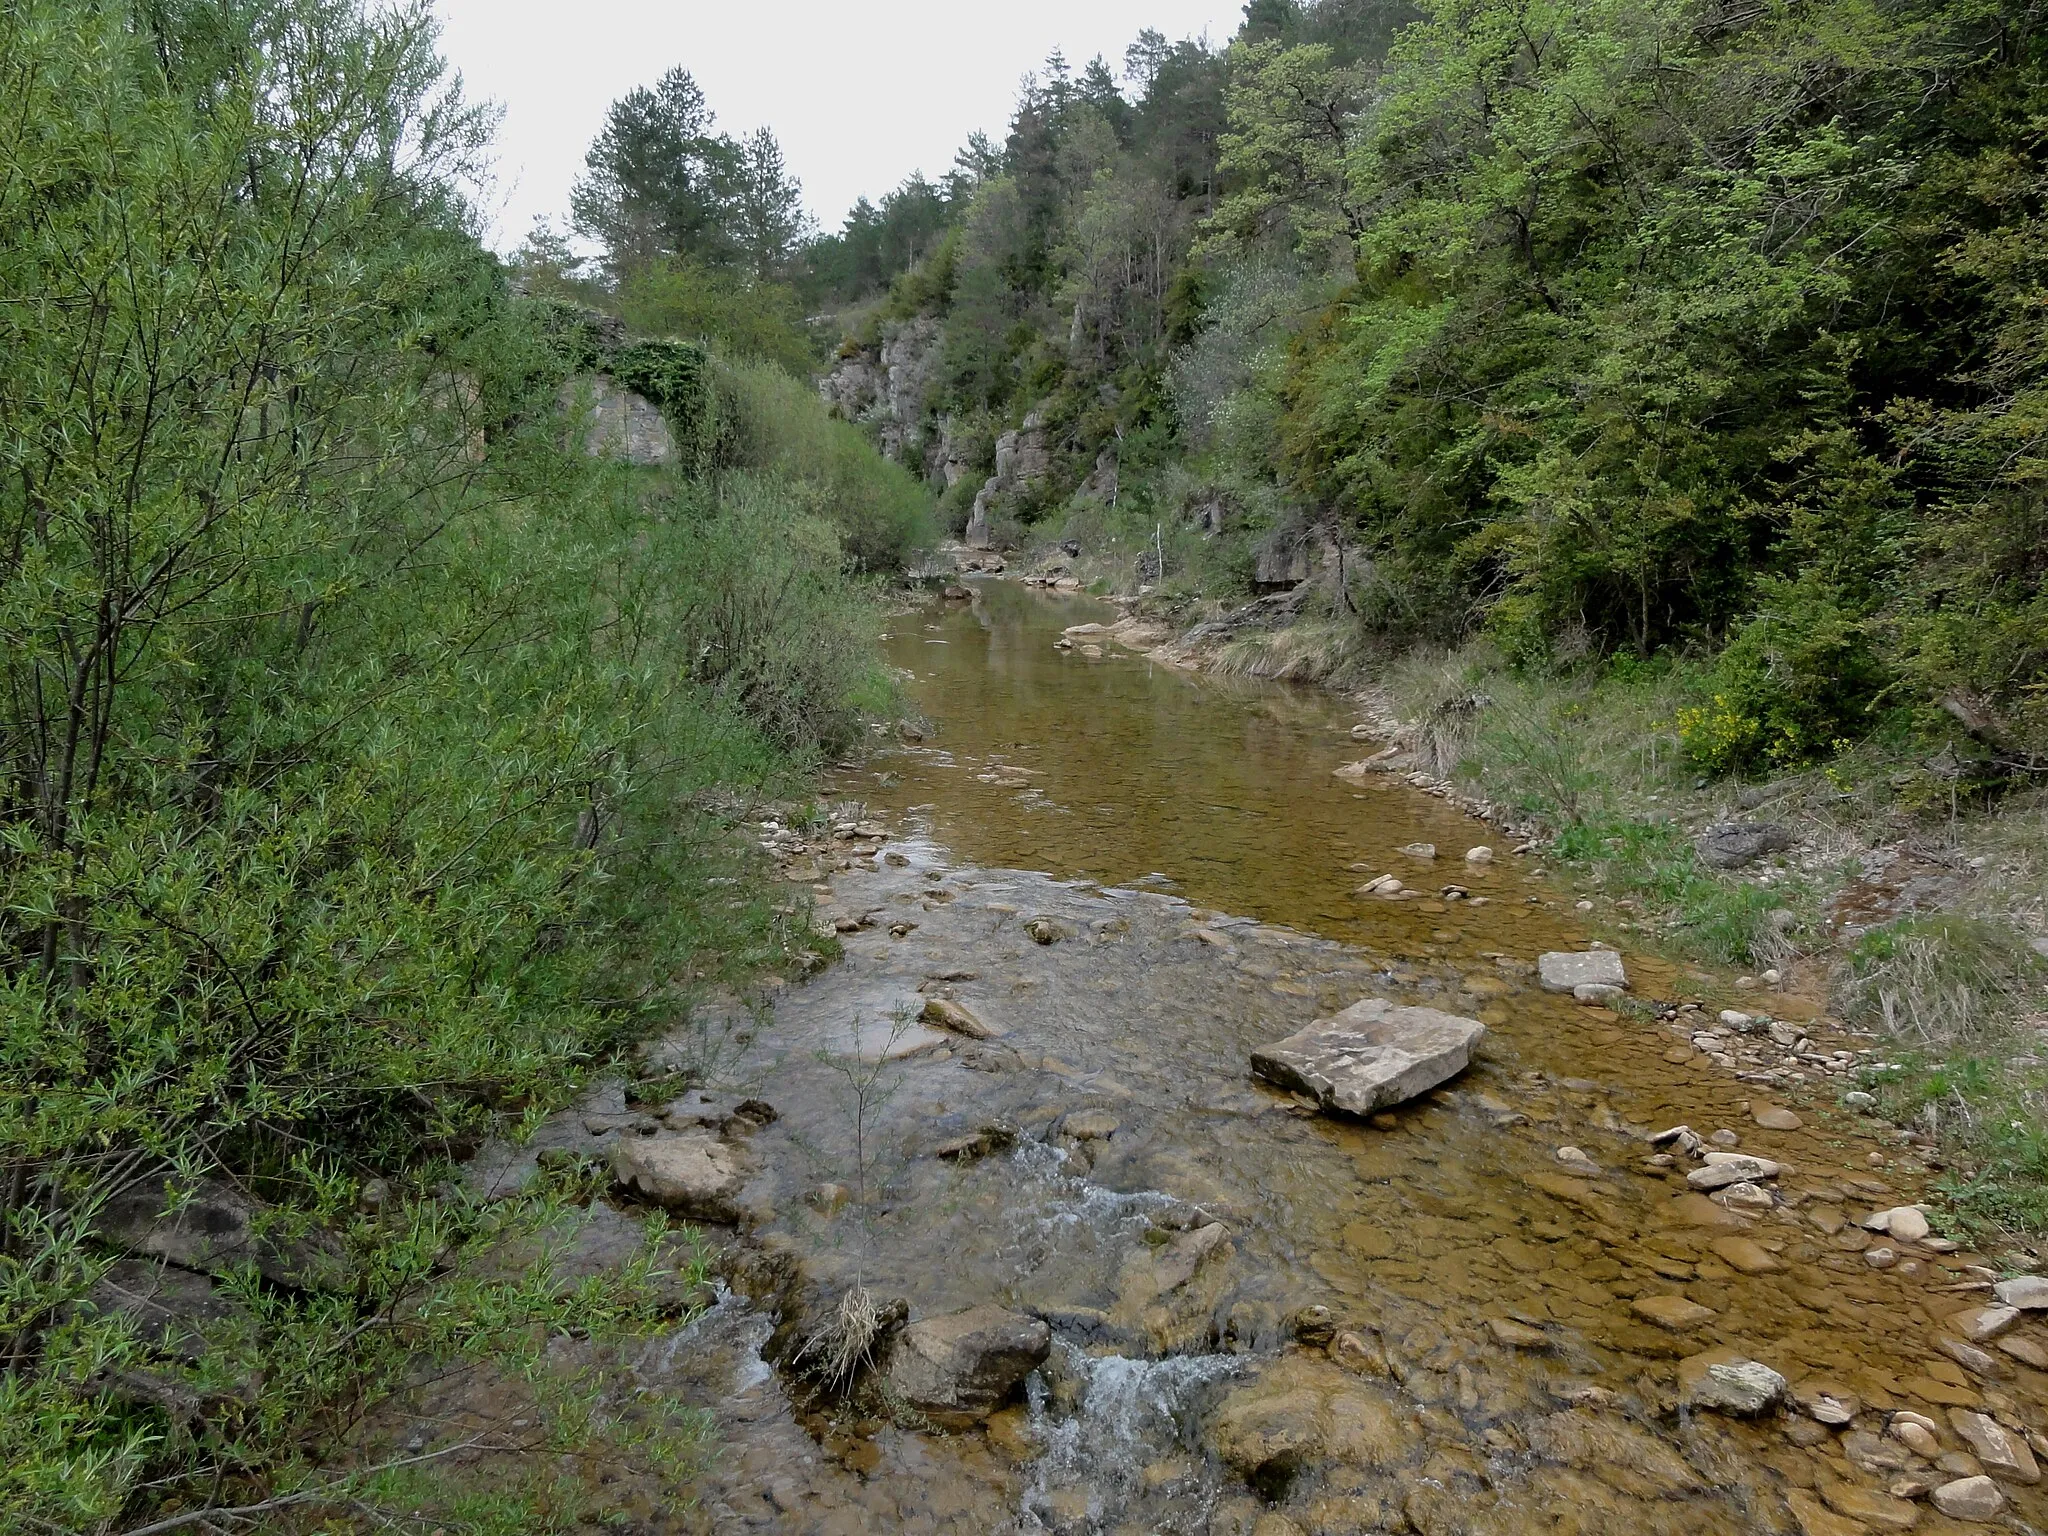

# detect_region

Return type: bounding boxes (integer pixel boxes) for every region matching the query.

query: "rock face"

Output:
[610,1130,750,1223]
[1537,951,1629,993]
[964,411,1053,548]
[560,374,675,466]
[817,318,944,466]
[1250,999,1486,1117]
[96,1176,352,1291]
[885,1306,1050,1423]
[1697,821,1794,869]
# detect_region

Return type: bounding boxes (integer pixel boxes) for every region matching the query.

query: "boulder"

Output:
[96,1176,352,1291]
[885,1305,1049,1423]
[1250,999,1486,1117]
[1697,821,1794,869]
[1537,951,1628,993]
[610,1131,750,1223]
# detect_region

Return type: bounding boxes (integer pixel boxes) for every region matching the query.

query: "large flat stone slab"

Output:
[1250,999,1486,1117]
[1537,950,1628,993]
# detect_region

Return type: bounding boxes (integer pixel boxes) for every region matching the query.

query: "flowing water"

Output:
[416,580,2048,1534]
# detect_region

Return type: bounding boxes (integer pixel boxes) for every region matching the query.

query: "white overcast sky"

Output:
[432,0,1247,250]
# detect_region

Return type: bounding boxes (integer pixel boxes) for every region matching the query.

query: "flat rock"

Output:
[1687,1156,1781,1190]
[1062,1108,1121,1141]
[1632,1295,1715,1330]
[1537,951,1628,993]
[1953,1306,2019,1343]
[1931,1475,2005,1521]
[1250,999,1485,1118]
[886,1306,1050,1423]
[1816,1481,1922,1531]
[921,997,1003,1040]
[1786,1489,1872,1536]
[1487,1317,1551,1348]
[1948,1409,2040,1483]
[610,1131,750,1223]
[1993,1275,2048,1310]
[1753,1106,1803,1130]
[1711,1235,1785,1274]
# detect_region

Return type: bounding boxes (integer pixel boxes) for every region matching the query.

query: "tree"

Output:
[728,126,814,279]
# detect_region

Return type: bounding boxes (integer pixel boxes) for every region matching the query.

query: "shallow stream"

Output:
[428,581,2048,1535]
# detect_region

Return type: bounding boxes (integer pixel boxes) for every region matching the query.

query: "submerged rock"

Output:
[1250,999,1486,1117]
[885,1305,1050,1423]
[1537,950,1628,993]
[1681,1355,1787,1416]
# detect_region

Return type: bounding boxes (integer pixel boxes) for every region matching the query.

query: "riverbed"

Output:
[424,581,2048,1534]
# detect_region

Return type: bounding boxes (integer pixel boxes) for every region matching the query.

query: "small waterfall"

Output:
[1016,1340,1243,1534]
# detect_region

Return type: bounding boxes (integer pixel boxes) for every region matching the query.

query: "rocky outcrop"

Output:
[559,374,676,466]
[818,319,944,466]
[884,1305,1050,1423]
[1250,999,1486,1116]
[965,411,1053,548]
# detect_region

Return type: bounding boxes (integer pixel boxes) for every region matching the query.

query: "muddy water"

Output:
[414,583,2048,1535]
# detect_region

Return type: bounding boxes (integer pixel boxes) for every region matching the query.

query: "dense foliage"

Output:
[804,0,2048,774]
[0,1,910,1527]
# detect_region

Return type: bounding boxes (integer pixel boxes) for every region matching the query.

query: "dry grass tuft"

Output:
[793,1284,890,1389]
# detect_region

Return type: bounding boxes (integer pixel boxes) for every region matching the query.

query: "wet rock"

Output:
[886,1306,1050,1424]
[1698,821,1794,869]
[921,996,1002,1040]
[610,1131,750,1223]
[1206,1355,1415,1485]
[1537,951,1628,993]
[1790,1380,1859,1426]
[1554,1146,1599,1173]
[1023,916,1071,944]
[1710,1128,1743,1147]
[1573,983,1625,1006]
[1681,1354,1788,1416]
[1815,1482,1922,1531]
[1249,999,1485,1117]
[1466,845,1494,863]
[1632,1295,1716,1331]
[1147,1222,1232,1295]
[1397,843,1437,859]
[1993,1275,2048,1310]
[1867,1206,1931,1242]
[1062,1108,1121,1141]
[1754,1106,1804,1130]
[1687,1155,1781,1191]
[1947,1409,2040,1483]
[934,1120,1019,1161]
[1525,1411,1704,1498]
[1718,1181,1776,1212]
[1711,1235,1786,1274]
[1936,1335,2011,1381]
[1931,1475,2005,1521]
[95,1176,352,1292]
[1487,1317,1551,1349]
[1892,1416,1942,1458]
[1785,1489,1872,1536]
[1998,1334,2048,1369]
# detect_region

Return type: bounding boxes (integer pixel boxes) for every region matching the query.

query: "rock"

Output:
[1062,1108,1121,1141]
[1993,1275,2048,1310]
[1682,1355,1788,1416]
[1148,1222,1232,1294]
[561,373,677,466]
[1785,1489,1874,1536]
[886,1306,1050,1423]
[1936,1336,2011,1381]
[1632,1295,1716,1330]
[1537,951,1629,993]
[1954,1306,2020,1343]
[1023,917,1069,944]
[1487,1317,1551,1348]
[1711,1235,1785,1274]
[610,1131,750,1223]
[1720,1009,1755,1029]
[1249,999,1486,1117]
[94,1176,352,1292]
[1397,842,1437,859]
[1710,1128,1742,1147]
[921,997,1001,1040]
[1892,1416,1942,1458]
[1573,983,1625,1006]
[1466,846,1495,863]
[1931,1475,2005,1521]
[1843,1091,1877,1110]
[1698,821,1795,869]
[1792,1381,1860,1426]
[1948,1409,2040,1482]
[1998,1335,2048,1369]
[1555,1145,1598,1171]
[1718,1181,1775,1211]
[85,1257,244,1359]
[1206,1355,1415,1482]
[1816,1482,1923,1531]
[1753,1106,1804,1130]
[1687,1156,1781,1191]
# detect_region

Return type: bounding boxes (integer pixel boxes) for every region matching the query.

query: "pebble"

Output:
[1891,1415,1941,1458]
[1932,1475,2005,1521]
[1465,845,1494,863]
[1865,1247,1897,1269]
[1843,1091,1877,1110]
[1718,1181,1775,1211]
[1712,1235,1786,1274]
[1555,1146,1597,1170]
[1710,1128,1742,1147]
[1720,1009,1754,1029]
[1753,1106,1803,1130]
[1816,1482,1922,1531]
[1574,899,1594,911]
